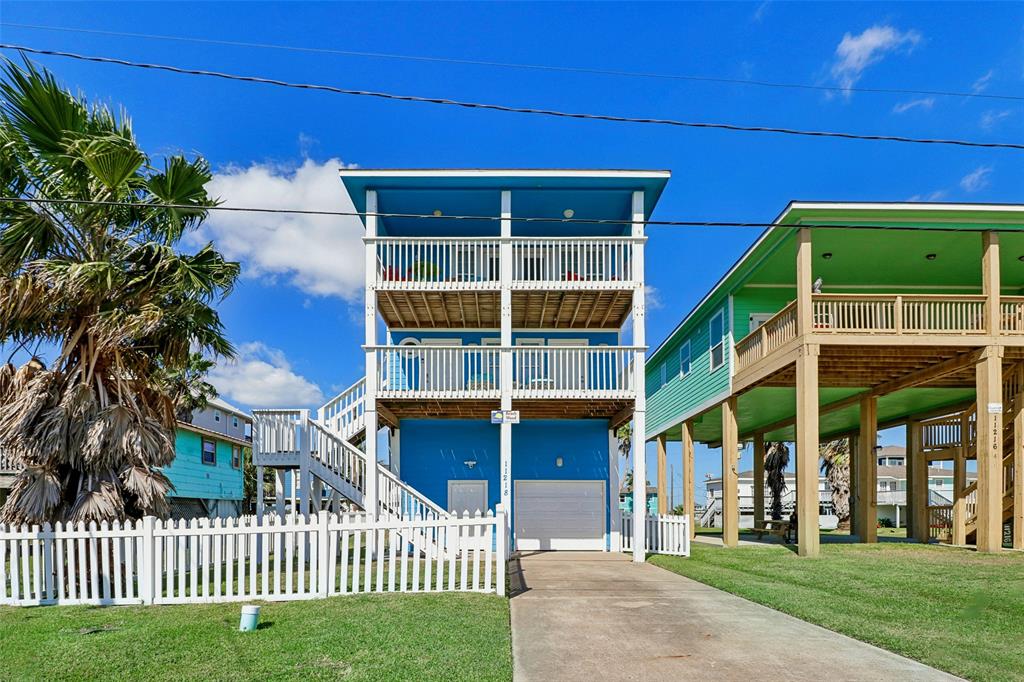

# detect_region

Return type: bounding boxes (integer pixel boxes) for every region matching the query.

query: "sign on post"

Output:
[491,410,520,424]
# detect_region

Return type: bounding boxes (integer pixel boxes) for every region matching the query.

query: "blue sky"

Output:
[2,2,1021,505]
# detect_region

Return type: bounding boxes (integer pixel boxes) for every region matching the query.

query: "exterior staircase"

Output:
[923,363,1019,546]
[253,378,449,524]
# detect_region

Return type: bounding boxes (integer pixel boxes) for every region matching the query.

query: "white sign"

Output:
[987,402,1003,414]
[491,410,520,424]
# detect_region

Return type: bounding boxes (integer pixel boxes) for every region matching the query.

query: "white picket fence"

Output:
[620,513,691,557]
[0,508,507,606]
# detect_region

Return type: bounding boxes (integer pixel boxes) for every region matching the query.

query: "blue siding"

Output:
[399,418,611,540]
[165,429,244,501]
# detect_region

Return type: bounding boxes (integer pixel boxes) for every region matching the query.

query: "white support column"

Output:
[630,190,648,563]
[499,190,513,556]
[255,465,265,518]
[363,189,379,520]
[389,426,401,476]
[298,408,311,517]
[274,469,286,518]
[609,428,621,551]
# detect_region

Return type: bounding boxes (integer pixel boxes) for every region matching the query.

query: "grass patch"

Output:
[652,542,1024,682]
[0,592,511,681]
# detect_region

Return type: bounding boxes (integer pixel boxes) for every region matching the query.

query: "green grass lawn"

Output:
[0,593,512,681]
[652,541,1024,682]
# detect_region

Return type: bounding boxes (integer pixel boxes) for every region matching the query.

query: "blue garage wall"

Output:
[398,418,611,532]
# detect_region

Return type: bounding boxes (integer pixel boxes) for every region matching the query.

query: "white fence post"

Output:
[317,510,330,597]
[140,516,155,605]
[495,504,507,597]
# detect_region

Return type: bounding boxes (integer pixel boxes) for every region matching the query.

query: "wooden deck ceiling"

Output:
[748,344,1024,392]
[380,398,633,425]
[377,289,633,329]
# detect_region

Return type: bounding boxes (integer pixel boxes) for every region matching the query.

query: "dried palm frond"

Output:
[69,474,125,523]
[0,466,62,525]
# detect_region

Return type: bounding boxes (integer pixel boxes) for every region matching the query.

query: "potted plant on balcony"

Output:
[408,259,439,282]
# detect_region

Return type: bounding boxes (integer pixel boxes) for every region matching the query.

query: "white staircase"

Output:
[252,378,449,526]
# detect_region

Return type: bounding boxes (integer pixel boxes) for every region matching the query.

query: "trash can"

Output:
[239,605,261,632]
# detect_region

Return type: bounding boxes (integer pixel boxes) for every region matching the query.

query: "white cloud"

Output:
[907,190,947,202]
[972,69,994,94]
[980,109,1012,131]
[830,25,922,96]
[892,97,934,114]
[196,158,365,300]
[751,1,771,22]
[209,342,324,409]
[960,165,993,193]
[644,285,663,310]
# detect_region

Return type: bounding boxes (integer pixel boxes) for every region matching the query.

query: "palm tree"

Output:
[0,58,239,524]
[764,441,790,520]
[820,438,851,531]
[158,352,218,423]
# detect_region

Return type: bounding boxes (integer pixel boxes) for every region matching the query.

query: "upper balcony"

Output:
[341,169,671,330]
[733,293,1024,382]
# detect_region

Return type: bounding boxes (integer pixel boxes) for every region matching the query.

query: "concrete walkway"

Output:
[509,552,960,682]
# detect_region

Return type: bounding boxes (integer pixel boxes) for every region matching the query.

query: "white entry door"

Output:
[515,480,606,551]
[448,480,488,516]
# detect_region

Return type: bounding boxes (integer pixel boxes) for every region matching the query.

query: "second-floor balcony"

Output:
[371,344,640,400]
[734,293,1024,373]
[371,236,639,291]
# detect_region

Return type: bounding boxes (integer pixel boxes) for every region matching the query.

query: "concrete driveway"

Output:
[509,552,960,682]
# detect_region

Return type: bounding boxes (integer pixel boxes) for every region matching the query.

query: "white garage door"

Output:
[515,480,606,551]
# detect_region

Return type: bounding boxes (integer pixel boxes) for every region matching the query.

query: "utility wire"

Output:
[2,43,1021,151]
[2,196,1020,233]
[4,21,1021,103]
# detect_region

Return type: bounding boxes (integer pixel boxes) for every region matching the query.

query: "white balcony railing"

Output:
[511,238,636,289]
[370,237,637,290]
[0,450,17,474]
[373,345,640,399]
[374,237,500,290]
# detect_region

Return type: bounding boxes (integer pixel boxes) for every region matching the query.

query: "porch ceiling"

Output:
[378,290,633,329]
[745,228,1024,291]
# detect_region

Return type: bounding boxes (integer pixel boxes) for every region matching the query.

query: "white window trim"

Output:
[709,309,725,372]
[679,340,691,379]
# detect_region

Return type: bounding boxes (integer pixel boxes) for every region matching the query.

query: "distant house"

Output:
[619,485,658,515]
[702,444,971,529]
[164,398,252,520]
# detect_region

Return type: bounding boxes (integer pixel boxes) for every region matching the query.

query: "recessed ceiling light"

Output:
[432,209,443,217]
[925,253,937,261]
[563,209,575,219]
[822,252,833,260]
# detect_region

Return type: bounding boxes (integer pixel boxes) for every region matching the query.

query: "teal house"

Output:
[164,399,252,519]
[619,485,659,515]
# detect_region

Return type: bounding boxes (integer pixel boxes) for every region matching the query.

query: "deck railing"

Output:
[735,301,797,372]
[511,346,637,398]
[510,237,636,288]
[733,294,1024,374]
[370,236,637,290]
[620,513,690,556]
[920,410,975,453]
[374,345,639,399]
[318,378,366,441]
[373,237,501,290]
[0,450,16,474]
[928,505,954,542]
[252,409,305,465]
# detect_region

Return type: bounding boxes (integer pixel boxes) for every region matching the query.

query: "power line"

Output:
[4,21,1020,103]
[2,196,1020,233]
[2,43,1021,151]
